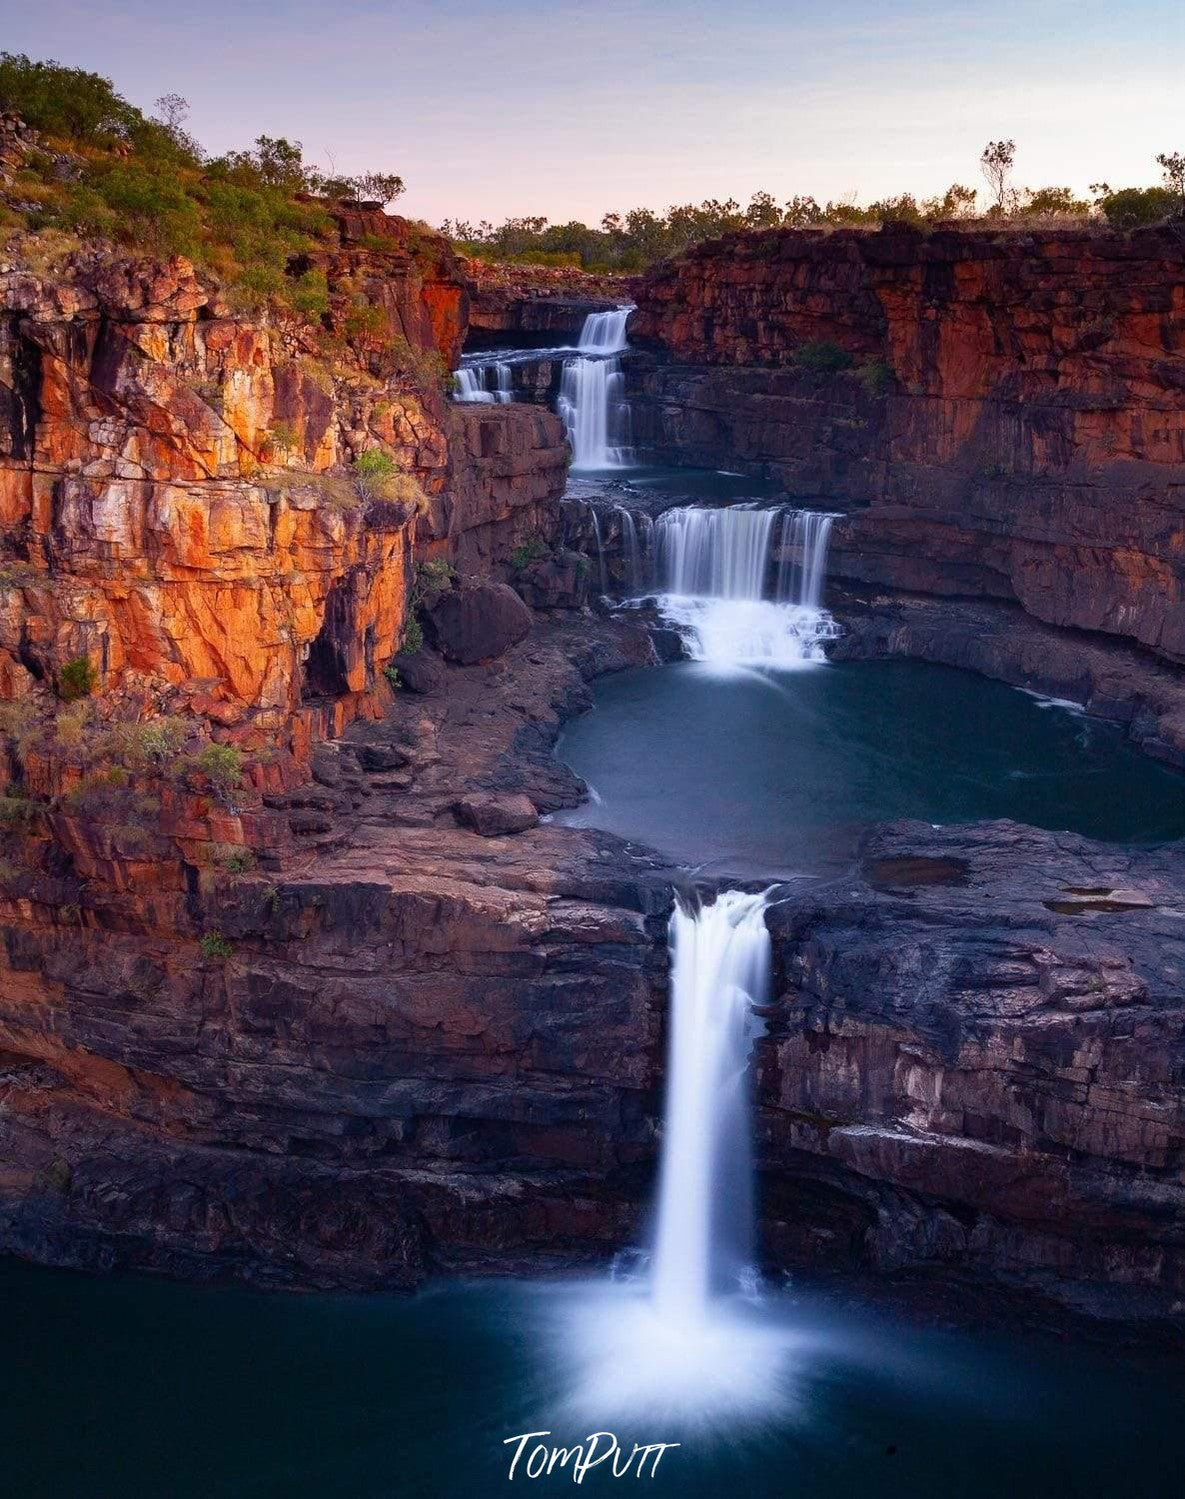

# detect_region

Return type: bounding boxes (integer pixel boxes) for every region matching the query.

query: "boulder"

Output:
[423,576,531,665]
[513,550,591,609]
[390,648,445,694]
[454,792,539,836]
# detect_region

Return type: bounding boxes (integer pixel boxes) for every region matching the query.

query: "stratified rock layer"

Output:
[0,617,672,1289]
[761,820,1185,1319]
[630,224,1185,661]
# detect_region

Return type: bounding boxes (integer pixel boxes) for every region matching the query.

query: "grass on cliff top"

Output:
[0,53,401,317]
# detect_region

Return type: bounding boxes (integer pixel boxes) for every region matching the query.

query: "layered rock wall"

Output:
[760,821,1185,1317]
[630,225,1185,661]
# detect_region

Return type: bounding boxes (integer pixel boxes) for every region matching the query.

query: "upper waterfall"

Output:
[559,306,636,470]
[576,306,633,354]
[652,504,838,669]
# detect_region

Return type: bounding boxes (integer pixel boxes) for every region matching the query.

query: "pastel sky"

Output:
[4,0,1182,225]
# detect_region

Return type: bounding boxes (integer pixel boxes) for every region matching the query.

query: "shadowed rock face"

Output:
[0,616,674,1289]
[629,224,1185,662]
[759,820,1185,1318]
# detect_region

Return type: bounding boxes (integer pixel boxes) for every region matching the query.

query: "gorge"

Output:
[3,167,1185,1489]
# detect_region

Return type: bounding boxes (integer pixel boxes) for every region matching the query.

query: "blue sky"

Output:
[4,0,1182,224]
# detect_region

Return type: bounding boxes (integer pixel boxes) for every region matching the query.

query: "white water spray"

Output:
[653,505,838,669]
[558,887,798,1425]
[453,366,494,403]
[558,307,635,470]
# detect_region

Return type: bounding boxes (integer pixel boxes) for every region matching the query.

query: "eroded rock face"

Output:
[629,224,1185,662]
[0,252,434,730]
[759,820,1185,1317]
[0,617,672,1289]
[0,236,567,746]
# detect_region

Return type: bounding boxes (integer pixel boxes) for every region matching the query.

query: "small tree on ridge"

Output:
[980,139,1016,212]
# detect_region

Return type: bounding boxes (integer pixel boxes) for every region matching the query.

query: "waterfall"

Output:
[576,307,633,354]
[588,506,608,594]
[559,885,791,1423]
[653,504,838,669]
[775,508,833,608]
[558,306,635,470]
[453,361,515,404]
[651,890,770,1321]
[656,507,781,600]
[617,507,643,594]
[453,366,495,403]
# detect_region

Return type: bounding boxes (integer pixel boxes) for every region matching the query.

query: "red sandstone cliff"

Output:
[630,224,1185,661]
[0,210,568,908]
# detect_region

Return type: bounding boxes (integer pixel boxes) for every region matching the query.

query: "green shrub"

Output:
[1098,186,1178,230]
[0,793,40,827]
[353,449,397,481]
[343,303,388,342]
[352,448,408,504]
[104,716,190,769]
[855,359,894,396]
[511,538,547,570]
[796,340,854,374]
[222,848,254,873]
[193,742,243,792]
[401,614,424,655]
[79,160,202,255]
[290,267,329,318]
[57,656,98,701]
[199,932,234,961]
[0,53,176,152]
[383,663,401,690]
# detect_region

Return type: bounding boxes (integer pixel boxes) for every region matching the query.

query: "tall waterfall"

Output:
[651,890,770,1320]
[558,307,635,470]
[561,886,790,1422]
[653,504,838,669]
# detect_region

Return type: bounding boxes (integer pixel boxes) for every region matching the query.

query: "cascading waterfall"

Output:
[453,360,515,404]
[651,889,770,1321]
[453,366,494,403]
[588,506,608,594]
[652,504,838,669]
[492,361,513,403]
[558,307,635,470]
[775,508,832,608]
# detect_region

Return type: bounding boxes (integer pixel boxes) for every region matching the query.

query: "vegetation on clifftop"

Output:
[442,143,1184,272]
[0,53,405,314]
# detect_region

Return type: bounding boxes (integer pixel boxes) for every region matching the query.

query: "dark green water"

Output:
[2,1262,1183,1498]
[554,659,1185,874]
